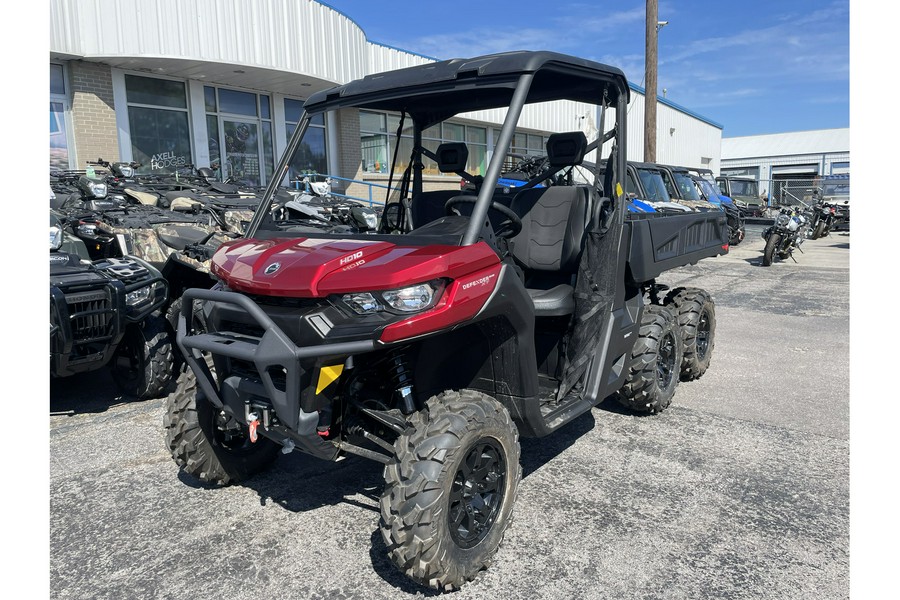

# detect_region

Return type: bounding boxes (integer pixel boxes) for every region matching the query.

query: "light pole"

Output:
[644,0,667,163]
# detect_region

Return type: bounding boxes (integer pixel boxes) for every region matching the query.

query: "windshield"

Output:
[696,178,720,202]
[728,179,759,198]
[636,168,671,202]
[822,182,849,196]
[673,172,701,201]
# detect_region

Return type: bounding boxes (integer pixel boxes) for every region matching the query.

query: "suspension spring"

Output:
[387,348,417,414]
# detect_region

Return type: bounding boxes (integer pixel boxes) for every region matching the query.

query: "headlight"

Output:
[118,166,134,177]
[77,222,97,237]
[382,283,439,312]
[341,281,444,315]
[776,214,790,227]
[89,182,108,198]
[342,292,381,315]
[50,225,63,251]
[350,206,379,231]
[125,285,153,307]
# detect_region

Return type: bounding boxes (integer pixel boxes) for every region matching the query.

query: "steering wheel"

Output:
[444,196,523,239]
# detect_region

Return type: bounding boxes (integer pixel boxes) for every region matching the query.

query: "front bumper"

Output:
[177,288,378,460]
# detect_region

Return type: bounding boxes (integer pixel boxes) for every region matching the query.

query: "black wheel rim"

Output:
[656,331,677,389]
[696,309,711,360]
[448,438,506,549]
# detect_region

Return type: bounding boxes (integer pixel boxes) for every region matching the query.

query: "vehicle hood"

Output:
[210,237,500,296]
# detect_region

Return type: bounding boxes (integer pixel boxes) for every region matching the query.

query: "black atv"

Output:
[50,211,174,399]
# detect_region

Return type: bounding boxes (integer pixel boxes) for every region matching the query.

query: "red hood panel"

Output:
[211,237,500,296]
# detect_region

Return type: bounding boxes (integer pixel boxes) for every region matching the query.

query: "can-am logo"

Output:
[264,262,281,275]
[339,251,364,266]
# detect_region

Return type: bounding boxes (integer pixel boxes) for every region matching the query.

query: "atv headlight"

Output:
[382,283,440,313]
[118,166,134,178]
[342,292,382,315]
[89,182,108,198]
[341,281,444,315]
[125,284,154,307]
[50,224,63,251]
[77,222,97,237]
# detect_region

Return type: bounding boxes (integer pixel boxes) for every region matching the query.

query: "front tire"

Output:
[110,314,174,399]
[164,369,280,485]
[380,390,521,591]
[665,288,716,381]
[762,232,782,266]
[616,304,684,414]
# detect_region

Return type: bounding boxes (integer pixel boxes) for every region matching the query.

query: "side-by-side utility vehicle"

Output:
[165,51,728,590]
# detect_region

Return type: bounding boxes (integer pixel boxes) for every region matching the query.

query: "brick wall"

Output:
[70,61,119,167]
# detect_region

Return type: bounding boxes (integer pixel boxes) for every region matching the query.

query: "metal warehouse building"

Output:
[49,0,723,201]
[721,128,849,202]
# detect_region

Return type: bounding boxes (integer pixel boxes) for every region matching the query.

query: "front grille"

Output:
[66,288,115,343]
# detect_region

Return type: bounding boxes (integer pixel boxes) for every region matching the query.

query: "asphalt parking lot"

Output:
[49,226,849,599]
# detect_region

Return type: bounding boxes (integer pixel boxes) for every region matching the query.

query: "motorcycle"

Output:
[761,206,810,266]
[807,195,837,240]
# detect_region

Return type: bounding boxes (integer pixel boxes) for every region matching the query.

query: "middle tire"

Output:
[665,287,716,381]
[380,390,521,591]
[615,304,684,414]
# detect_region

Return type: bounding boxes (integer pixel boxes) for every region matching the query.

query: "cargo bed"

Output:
[624,210,729,283]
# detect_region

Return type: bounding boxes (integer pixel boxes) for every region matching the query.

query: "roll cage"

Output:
[246,51,631,247]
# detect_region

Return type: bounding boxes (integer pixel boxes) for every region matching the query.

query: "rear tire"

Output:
[762,232,781,266]
[110,314,174,399]
[665,288,716,381]
[814,221,826,240]
[381,390,521,591]
[164,369,280,485]
[616,305,683,414]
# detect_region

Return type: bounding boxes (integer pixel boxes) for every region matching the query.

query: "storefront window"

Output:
[50,64,72,170]
[205,85,276,186]
[361,111,492,177]
[125,74,191,174]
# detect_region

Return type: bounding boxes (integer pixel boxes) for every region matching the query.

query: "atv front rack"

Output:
[177,288,376,457]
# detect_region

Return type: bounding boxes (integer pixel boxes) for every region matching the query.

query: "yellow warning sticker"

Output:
[316,364,344,394]
[615,182,623,197]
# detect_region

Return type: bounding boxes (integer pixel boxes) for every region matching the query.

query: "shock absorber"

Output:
[387,348,417,414]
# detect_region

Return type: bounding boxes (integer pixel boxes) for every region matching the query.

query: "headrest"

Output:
[546,132,588,167]
[436,143,469,173]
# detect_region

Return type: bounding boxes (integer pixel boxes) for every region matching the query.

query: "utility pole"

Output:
[644,0,658,163]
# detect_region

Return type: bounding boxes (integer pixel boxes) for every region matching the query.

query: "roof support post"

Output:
[462,72,535,246]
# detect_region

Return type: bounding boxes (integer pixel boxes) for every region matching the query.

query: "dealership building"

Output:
[50,0,724,202]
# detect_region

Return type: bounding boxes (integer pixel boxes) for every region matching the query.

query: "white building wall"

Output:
[50,0,723,176]
[50,0,370,85]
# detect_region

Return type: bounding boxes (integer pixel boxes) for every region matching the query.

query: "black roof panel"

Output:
[304,50,629,126]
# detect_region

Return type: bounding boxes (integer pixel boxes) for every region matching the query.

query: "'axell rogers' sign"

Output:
[150,151,188,170]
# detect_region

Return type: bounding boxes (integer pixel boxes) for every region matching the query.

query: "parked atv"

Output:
[50,210,174,399]
[165,51,727,591]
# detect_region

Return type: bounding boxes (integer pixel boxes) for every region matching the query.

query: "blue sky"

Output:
[321,0,849,138]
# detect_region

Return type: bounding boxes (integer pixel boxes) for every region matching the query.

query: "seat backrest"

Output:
[508,186,590,273]
[409,189,467,229]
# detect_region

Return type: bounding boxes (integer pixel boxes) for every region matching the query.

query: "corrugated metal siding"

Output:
[624,92,722,171]
[722,129,849,159]
[367,43,433,74]
[50,0,368,84]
